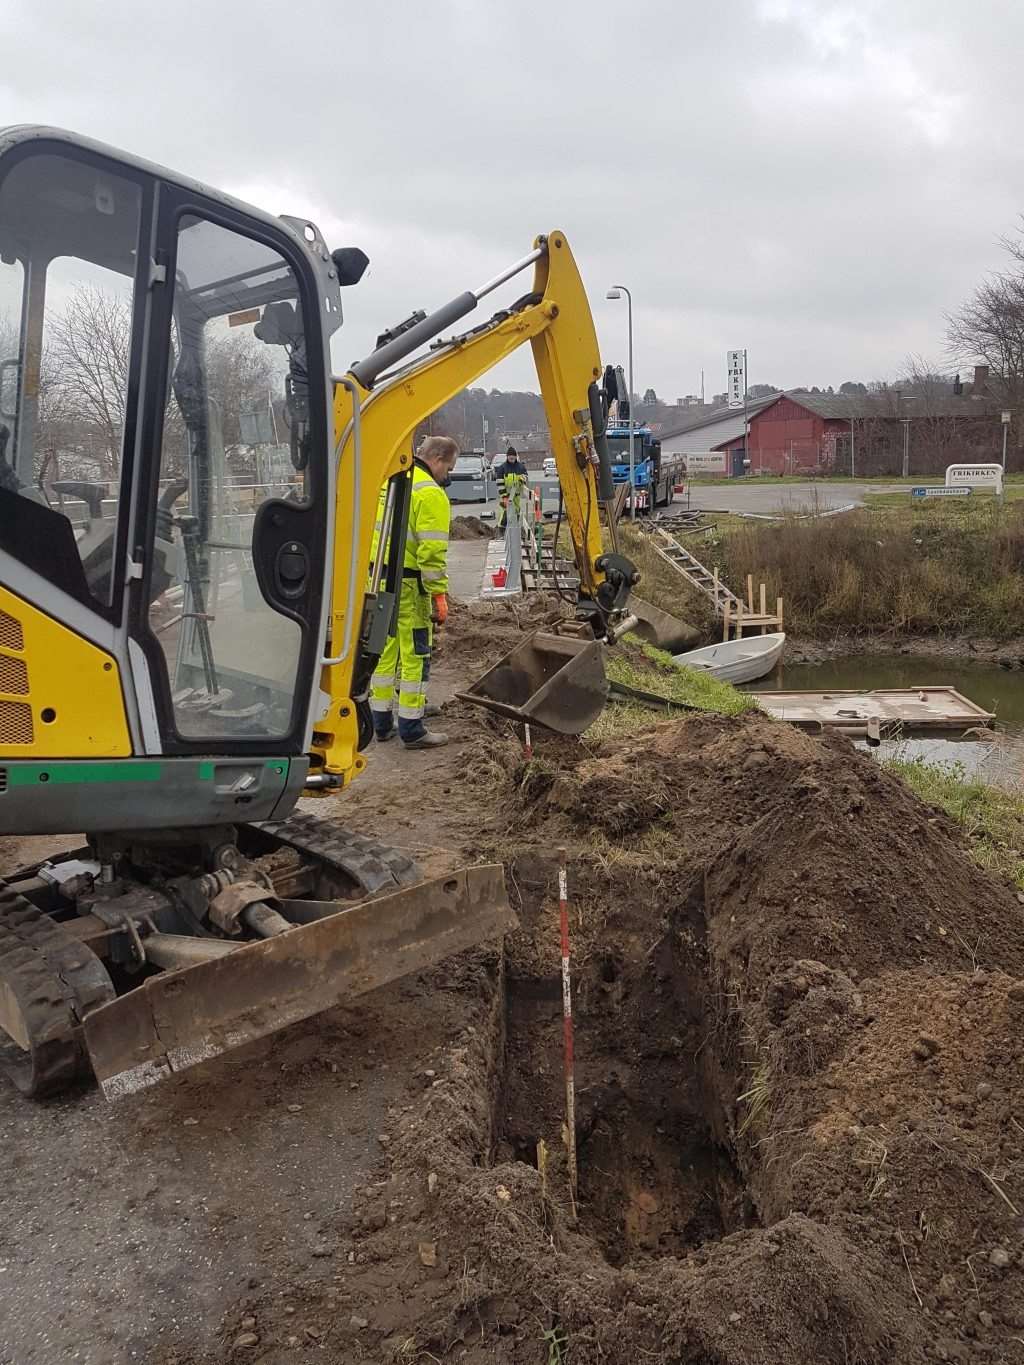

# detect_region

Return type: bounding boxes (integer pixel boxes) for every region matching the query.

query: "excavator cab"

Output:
[0,129,513,1101]
[0,131,337,801]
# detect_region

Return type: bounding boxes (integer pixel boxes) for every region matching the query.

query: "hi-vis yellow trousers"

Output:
[369,577,433,741]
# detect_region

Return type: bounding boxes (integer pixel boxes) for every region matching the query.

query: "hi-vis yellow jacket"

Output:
[373,459,451,595]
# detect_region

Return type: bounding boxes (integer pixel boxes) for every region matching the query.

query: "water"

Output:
[751,654,1024,788]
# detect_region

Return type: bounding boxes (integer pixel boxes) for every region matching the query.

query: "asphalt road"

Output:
[448,480,884,523]
[684,480,876,515]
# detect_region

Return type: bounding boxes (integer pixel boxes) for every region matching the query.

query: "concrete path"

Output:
[447,538,490,599]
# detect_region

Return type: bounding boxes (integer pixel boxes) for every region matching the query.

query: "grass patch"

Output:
[590,639,759,739]
[863,487,1024,509]
[618,525,717,637]
[884,755,1024,891]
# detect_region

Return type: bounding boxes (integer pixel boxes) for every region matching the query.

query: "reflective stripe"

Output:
[420,570,446,582]
[370,672,396,688]
[410,529,449,543]
[369,698,394,713]
[398,702,426,719]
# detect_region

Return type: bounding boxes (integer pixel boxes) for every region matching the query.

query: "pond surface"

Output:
[751,654,1024,788]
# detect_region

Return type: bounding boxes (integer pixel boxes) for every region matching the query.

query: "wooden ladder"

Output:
[641,525,741,617]
[638,525,784,639]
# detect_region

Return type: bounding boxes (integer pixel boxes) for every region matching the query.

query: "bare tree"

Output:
[947,223,1024,403]
[45,284,132,479]
[204,330,278,465]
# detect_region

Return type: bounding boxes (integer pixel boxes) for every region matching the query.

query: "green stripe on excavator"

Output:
[7,762,164,786]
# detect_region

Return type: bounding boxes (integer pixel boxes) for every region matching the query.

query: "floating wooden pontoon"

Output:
[750,686,995,736]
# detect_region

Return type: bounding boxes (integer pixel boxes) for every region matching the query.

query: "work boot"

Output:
[424,703,443,719]
[402,729,449,750]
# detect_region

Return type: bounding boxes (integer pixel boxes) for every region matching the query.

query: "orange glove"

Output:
[431,593,448,625]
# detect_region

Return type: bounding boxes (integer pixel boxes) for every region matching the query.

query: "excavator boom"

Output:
[0,127,632,1100]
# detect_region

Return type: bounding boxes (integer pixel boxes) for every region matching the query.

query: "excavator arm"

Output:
[0,131,628,1103]
[310,231,637,784]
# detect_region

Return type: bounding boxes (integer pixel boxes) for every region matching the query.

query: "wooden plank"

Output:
[746,574,754,613]
[759,583,767,634]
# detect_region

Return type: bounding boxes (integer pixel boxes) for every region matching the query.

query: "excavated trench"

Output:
[492,895,759,1267]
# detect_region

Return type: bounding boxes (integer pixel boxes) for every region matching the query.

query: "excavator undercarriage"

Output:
[0,816,510,1099]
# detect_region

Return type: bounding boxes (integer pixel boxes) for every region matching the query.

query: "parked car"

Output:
[446,454,489,504]
[542,456,557,477]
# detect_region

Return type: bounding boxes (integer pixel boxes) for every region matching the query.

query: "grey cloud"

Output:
[1,0,1020,395]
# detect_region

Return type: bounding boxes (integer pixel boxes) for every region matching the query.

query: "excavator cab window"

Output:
[145,215,316,741]
[0,149,144,613]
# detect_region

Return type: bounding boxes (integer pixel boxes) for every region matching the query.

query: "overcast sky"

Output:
[3,0,1021,400]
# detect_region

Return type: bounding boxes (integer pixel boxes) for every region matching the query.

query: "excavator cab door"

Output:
[135,208,335,754]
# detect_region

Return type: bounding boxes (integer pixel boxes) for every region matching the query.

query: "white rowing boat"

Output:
[671,632,786,685]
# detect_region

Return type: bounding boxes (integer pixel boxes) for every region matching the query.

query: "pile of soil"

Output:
[188,699,1024,1363]
[450,515,492,540]
[435,594,572,671]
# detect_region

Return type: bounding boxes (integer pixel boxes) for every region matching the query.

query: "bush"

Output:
[716,503,1024,638]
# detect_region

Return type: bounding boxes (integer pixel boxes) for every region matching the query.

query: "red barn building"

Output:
[725,393,845,474]
[662,390,1007,477]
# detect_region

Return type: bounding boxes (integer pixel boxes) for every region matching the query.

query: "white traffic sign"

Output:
[911,486,971,498]
[945,462,1002,492]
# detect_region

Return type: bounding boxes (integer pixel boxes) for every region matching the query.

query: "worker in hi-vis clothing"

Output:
[494,444,529,534]
[369,436,459,749]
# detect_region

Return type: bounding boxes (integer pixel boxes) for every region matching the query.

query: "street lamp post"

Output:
[606,285,635,518]
[897,394,919,477]
[1002,410,1012,472]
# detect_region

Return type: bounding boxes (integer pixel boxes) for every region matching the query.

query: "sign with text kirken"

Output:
[727,350,746,409]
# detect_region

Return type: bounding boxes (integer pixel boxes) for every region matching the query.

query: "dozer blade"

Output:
[83,864,513,1100]
[457,630,608,735]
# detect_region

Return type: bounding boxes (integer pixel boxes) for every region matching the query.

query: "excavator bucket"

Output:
[82,864,513,1100]
[457,631,608,735]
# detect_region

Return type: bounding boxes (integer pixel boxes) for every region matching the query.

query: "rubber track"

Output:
[0,880,115,1096]
[251,811,421,897]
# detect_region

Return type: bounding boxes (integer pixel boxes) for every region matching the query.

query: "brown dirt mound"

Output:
[168,703,1024,1363]
[450,514,492,540]
[434,594,572,670]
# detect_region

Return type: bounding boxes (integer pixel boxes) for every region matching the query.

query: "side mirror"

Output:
[331,247,370,288]
[330,247,371,286]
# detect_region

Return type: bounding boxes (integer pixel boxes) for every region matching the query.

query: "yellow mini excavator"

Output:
[0,127,638,1100]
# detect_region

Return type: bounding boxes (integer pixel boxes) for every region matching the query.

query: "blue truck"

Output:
[606,422,687,512]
